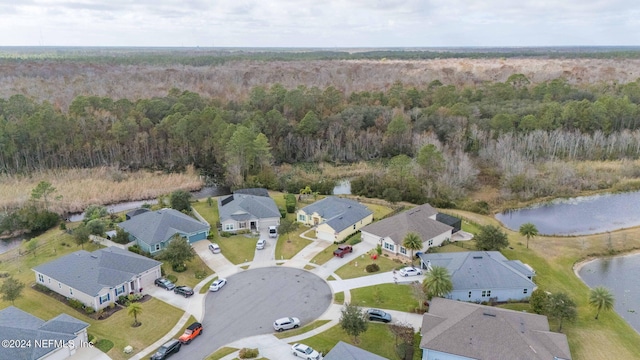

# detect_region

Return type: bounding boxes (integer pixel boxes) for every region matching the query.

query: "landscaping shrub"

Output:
[166,274,178,283]
[172,263,186,272]
[285,194,296,213]
[118,295,129,306]
[68,299,84,309]
[365,263,380,273]
[84,307,95,314]
[194,269,208,279]
[128,245,141,254]
[348,237,361,245]
[34,283,51,293]
[279,207,286,218]
[87,333,97,344]
[238,348,259,359]
[221,231,232,237]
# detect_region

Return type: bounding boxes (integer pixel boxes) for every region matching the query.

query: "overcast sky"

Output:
[1,0,638,47]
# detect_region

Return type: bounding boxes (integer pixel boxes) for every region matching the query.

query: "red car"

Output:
[179,322,202,344]
[333,245,353,258]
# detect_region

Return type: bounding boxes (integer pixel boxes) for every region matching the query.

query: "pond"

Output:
[495,191,640,235]
[0,237,24,255]
[578,253,640,333]
[332,179,351,195]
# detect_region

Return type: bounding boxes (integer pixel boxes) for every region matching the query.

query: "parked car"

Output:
[399,266,423,277]
[291,343,322,360]
[333,245,353,258]
[154,278,176,291]
[149,339,181,360]
[273,316,300,332]
[179,322,203,344]
[366,308,392,323]
[256,239,266,250]
[208,243,221,254]
[209,278,227,292]
[174,286,194,297]
[268,225,278,238]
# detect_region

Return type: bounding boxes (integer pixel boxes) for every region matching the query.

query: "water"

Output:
[68,186,231,222]
[578,253,640,333]
[332,179,351,195]
[496,191,640,235]
[0,237,24,254]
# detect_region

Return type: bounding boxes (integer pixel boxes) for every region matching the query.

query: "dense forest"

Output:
[3,69,640,209]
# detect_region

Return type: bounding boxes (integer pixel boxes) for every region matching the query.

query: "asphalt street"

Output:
[169,267,332,360]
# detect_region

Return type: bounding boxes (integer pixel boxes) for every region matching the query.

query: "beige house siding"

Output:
[315,213,373,242]
[297,210,323,226]
[380,229,452,258]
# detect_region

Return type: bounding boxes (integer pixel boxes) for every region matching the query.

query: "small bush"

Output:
[68,299,84,309]
[128,245,141,254]
[84,307,95,314]
[34,283,51,293]
[166,274,178,283]
[87,333,97,344]
[59,222,66,230]
[220,231,232,237]
[365,263,380,273]
[172,263,186,272]
[239,348,259,359]
[118,295,129,305]
[194,269,208,279]
[348,237,361,245]
[236,229,250,235]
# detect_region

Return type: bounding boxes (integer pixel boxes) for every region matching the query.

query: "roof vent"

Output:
[473,256,483,259]
[90,255,98,259]
[483,311,496,317]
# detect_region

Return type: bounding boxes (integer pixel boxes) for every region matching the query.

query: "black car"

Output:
[150,339,181,360]
[154,278,176,291]
[367,308,392,323]
[174,286,194,297]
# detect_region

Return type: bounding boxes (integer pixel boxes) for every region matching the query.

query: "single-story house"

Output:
[418,251,536,302]
[118,208,210,255]
[361,204,453,258]
[323,341,387,360]
[0,306,90,360]
[420,297,572,360]
[297,197,373,242]
[218,189,281,233]
[33,246,162,311]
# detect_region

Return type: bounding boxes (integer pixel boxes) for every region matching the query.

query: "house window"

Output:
[239,222,247,229]
[428,239,433,246]
[224,224,234,231]
[38,274,44,283]
[468,291,472,298]
[155,243,161,251]
[298,214,306,222]
[69,288,73,295]
[353,224,356,230]
[523,289,528,294]
[400,247,407,255]
[384,243,395,251]
[482,290,491,297]
[99,293,110,305]
[116,285,126,296]
[59,282,62,288]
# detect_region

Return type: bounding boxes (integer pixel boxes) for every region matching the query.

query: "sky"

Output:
[1,0,638,47]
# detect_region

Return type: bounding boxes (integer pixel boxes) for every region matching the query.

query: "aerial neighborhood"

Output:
[0,183,584,360]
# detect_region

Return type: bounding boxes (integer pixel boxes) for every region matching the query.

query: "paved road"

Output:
[170,267,332,360]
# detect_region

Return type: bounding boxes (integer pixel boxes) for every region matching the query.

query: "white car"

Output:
[208,243,221,254]
[291,343,322,360]
[209,278,227,292]
[399,266,423,277]
[256,239,266,250]
[273,317,300,331]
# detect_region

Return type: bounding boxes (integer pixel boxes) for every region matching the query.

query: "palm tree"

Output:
[519,222,539,249]
[128,302,143,327]
[422,265,453,300]
[403,232,423,266]
[588,286,615,320]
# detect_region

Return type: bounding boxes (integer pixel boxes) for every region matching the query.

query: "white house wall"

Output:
[41,346,72,360]
[449,286,534,303]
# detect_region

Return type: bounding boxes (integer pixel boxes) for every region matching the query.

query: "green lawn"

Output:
[334,254,404,279]
[205,347,238,360]
[216,235,258,264]
[310,245,341,265]
[350,284,419,313]
[302,322,408,359]
[275,233,312,260]
[334,292,344,304]
[274,320,331,339]
[164,254,212,288]
[365,203,395,221]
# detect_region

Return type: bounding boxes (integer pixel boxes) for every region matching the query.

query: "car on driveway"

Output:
[291,343,322,360]
[174,286,194,297]
[273,316,300,332]
[208,243,221,254]
[154,278,176,291]
[333,245,353,258]
[209,278,227,292]
[366,308,392,323]
[256,239,266,250]
[150,338,181,360]
[179,322,203,344]
[399,266,423,277]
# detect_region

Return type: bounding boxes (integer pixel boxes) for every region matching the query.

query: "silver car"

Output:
[399,266,423,277]
[273,317,300,331]
[291,343,321,360]
[256,239,266,250]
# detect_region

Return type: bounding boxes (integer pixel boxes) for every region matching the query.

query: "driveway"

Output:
[168,267,332,360]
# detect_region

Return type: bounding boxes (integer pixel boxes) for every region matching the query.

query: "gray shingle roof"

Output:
[418,251,535,290]
[0,307,88,360]
[218,192,280,222]
[234,188,270,197]
[421,298,572,360]
[323,341,387,360]
[300,197,372,232]
[360,203,452,244]
[118,208,210,246]
[33,246,161,296]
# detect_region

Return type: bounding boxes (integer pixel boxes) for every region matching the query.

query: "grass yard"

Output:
[205,347,238,360]
[365,203,395,220]
[275,233,312,260]
[334,254,404,279]
[163,254,212,288]
[310,244,342,265]
[334,292,344,304]
[193,199,219,229]
[274,320,331,339]
[302,322,408,359]
[349,283,419,313]
[216,235,258,264]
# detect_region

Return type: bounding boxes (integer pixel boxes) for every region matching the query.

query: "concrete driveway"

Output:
[168,266,332,360]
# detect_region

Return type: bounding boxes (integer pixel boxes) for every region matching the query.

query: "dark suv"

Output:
[154,278,176,291]
[150,339,181,360]
[174,286,194,297]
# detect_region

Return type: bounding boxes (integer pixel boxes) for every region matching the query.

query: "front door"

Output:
[130,281,135,293]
